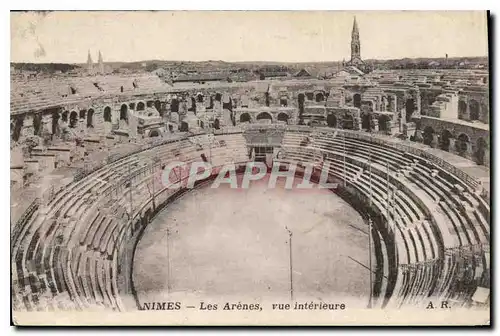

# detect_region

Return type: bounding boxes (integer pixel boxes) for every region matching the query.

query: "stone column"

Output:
[448,138,456,154]
[21,115,34,138]
[430,134,439,148]
[371,116,379,132]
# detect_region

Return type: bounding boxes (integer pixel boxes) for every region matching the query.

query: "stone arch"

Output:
[361,113,370,130]
[315,92,325,102]
[136,102,146,111]
[280,97,288,107]
[277,113,289,124]
[170,98,179,113]
[405,98,415,120]
[69,111,78,128]
[458,100,467,117]
[439,129,453,152]
[87,109,94,128]
[423,126,435,146]
[378,115,389,132]
[120,104,128,121]
[179,121,189,132]
[475,137,487,165]
[342,113,354,130]
[256,112,273,122]
[149,129,160,137]
[154,100,161,113]
[326,114,337,128]
[104,106,112,122]
[240,113,251,123]
[353,93,362,108]
[213,118,221,130]
[33,113,42,135]
[455,133,470,156]
[12,115,24,142]
[469,100,480,121]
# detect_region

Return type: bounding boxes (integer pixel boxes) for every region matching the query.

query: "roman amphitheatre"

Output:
[11,17,490,313]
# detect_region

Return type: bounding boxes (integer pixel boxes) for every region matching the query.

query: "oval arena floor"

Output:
[133,175,372,307]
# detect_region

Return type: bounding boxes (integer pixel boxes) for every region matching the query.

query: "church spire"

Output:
[98,50,104,74]
[350,16,362,65]
[87,50,93,74]
[352,16,359,36]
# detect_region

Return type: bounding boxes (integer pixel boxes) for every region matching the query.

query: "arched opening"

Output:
[240,113,251,123]
[326,114,337,128]
[149,129,160,137]
[104,106,112,123]
[136,102,146,111]
[423,126,435,146]
[197,93,204,103]
[215,93,222,102]
[455,133,470,157]
[458,100,467,117]
[87,109,94,128]
[342,113,354,130]
[256,112,272,122]
[306,92,314,101]
[69,111,78,128]
[61,111,69,123]
[129,102,136,111]
[361,114,371,130]
[315,92,325,102]
[469,100,480,121]
[213,118,220,130]
[378,115,389,132]
[439,129,453,152]
[79,110,86,119]
[353,93,361,108]
[33,113,42,135]
[475,137,487,165]
[12,116,24,142]
[170,99,179,113]
[120,104,128,121]
[154,100,161,113]
[405,98,415,120]
[277,113,289,124]
[179,121,189,132]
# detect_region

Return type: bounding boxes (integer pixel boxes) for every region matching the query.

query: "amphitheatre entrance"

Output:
[133,175,371,306]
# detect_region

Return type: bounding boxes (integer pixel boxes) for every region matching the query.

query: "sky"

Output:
[10,11,489,64]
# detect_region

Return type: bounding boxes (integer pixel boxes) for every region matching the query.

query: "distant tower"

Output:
[87,50,94,74]
[350,16,362,65]
[98,50,104,74]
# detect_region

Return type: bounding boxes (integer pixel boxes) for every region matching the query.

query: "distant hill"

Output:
[11,63,81,73]
[11,56,488,76]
